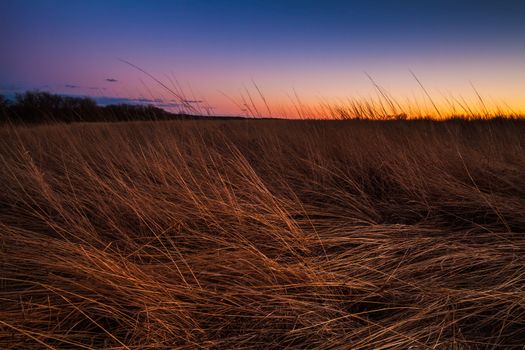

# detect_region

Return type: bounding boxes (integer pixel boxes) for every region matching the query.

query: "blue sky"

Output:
[2,0,525,115]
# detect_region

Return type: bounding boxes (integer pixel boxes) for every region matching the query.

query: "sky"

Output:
[2,0,525,117]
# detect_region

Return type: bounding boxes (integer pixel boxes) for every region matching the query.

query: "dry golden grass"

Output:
[1,119,525,349]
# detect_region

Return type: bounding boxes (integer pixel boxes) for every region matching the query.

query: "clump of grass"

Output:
[1,119,525,348]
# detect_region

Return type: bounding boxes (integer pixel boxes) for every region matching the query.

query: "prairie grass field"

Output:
[1,119,525,349]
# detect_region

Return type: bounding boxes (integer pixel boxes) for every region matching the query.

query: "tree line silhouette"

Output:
[0,91,198,123]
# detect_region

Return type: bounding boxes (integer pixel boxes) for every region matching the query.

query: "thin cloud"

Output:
[135,98,163,103]
[93,96,180,108]
[65,84,79,89]
[105,78,118,83]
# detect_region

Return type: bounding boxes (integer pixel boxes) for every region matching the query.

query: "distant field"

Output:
[1,119,525,349]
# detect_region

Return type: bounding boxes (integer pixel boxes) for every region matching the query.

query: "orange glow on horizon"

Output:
[105,81,525,119]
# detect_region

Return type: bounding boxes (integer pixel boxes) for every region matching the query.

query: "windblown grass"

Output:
[1,119,525,348]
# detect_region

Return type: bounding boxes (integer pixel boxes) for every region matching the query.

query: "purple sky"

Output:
[2,0,525,116]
